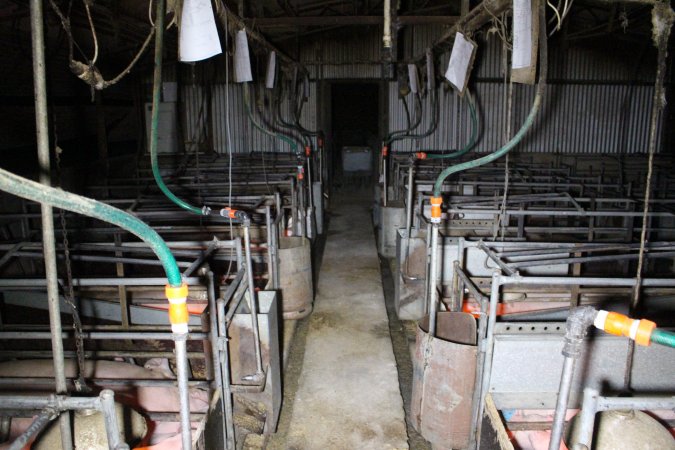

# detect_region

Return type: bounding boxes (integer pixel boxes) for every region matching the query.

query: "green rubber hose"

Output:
[426,91,479,160]
[432,11,548,198]
[244,84,301,155]
[651,329,675,348]
[0,167,182,287]
[150,0,207,216]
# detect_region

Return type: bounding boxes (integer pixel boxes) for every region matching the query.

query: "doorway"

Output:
[330,83,380,183]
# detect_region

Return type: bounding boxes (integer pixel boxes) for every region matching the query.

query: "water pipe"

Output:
[150,0,210,216]
[549,307,675,450]
[431,20,548,198]
[0,166,194,449]
[415,90,479,160]
[244,83,301,156]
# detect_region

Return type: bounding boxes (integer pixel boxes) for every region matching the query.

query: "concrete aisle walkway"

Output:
[283,191,408,450]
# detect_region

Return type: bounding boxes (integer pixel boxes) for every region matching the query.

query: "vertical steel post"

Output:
[216,298,236,450]
[174,336,193,450]
[29,1,72,448]
[427,223,440,337]
[243,224,264,374]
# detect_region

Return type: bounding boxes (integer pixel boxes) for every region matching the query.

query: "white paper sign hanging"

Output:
[234,30,253,83]
[179,0,222,62]
[444,32,476,95]
[511,0,539,84]
[512,0,533,69]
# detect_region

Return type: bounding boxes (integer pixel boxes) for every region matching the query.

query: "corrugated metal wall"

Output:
[388,31,666,154]
[174,24,667,155]
[182,82,317,154]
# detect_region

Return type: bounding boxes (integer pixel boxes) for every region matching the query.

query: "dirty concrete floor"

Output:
[269,189,408,450]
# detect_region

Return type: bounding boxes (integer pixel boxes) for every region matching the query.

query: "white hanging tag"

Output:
[179,0,222,62]
[408,64,419,94]
[512,0,539,84]
[234,30,253,83]
[444,32,477,95]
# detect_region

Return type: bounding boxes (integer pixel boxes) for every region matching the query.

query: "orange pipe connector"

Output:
[594,310,656,346]
[166,282,189,334]
[430,196,443,223]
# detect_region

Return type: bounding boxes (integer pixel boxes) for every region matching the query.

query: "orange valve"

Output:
[416,152,427,160]
[594,310,656,346]
[430,196,443,224]
[220,207,237,219]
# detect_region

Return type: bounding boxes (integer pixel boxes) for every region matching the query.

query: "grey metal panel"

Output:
[3,291,201,326]
[489,325,675,409]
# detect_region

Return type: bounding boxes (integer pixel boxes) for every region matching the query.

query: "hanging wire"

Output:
[48,0,156,90]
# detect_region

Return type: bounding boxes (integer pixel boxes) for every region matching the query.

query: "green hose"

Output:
[651,329,675,348]
[426,91,478,160]
[244,84,301,155]
[432,10,548,198]
[149,0,206,216]
[0,167,182,287]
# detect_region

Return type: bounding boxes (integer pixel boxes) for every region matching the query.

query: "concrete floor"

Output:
[270,190,409,449]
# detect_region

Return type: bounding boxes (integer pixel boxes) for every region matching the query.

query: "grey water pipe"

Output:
[150,0,209,216]
[548,306,598,450]
[215,297,236,450]
[572,388,675,450]
[220,208,264,379]
[29,1,72,447]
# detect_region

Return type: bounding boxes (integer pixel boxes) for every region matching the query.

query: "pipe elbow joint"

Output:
[220,207,250,225]
[563,306,598,357]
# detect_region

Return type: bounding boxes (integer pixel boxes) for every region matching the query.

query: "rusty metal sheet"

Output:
[411,312,478,449]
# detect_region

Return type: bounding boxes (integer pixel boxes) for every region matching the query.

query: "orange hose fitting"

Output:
[165,282,188,300]
[416,152,427,160]
[430,196,443,223]
[382,146,388,157]
[221,207,237,219]
[169,301,189,325]
[594,310,656,346]
[166,283,189,333]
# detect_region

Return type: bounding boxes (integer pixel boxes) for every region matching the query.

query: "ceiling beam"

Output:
[244,15,460,28]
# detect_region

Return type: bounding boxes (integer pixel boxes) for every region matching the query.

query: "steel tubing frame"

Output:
[0,390,128,450]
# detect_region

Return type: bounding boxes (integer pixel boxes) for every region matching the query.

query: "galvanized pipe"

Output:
[29,0,71,447]
[548,355,577,450]
[7,409,56,450]
[207,272,233,449]
[216,298,236,450]
[427,222,441,337]
[99,389,126,450]
[243,223,264,375]
[475,270,502,448]
[173,335,193,450]
[0,331,209,340]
